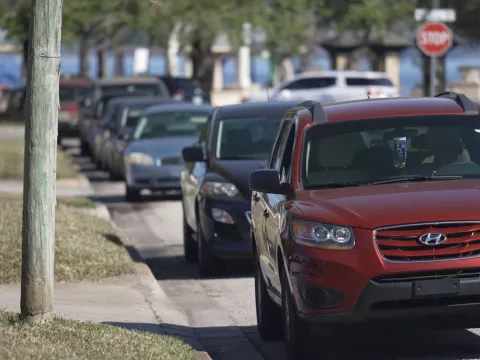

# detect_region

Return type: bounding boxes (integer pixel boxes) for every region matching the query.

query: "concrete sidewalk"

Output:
[0,177,95,197]
[0,203,211,360]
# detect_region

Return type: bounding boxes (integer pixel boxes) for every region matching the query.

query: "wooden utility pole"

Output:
[21,0,63,323]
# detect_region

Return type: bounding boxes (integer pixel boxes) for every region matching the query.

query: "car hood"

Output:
[126,136,196,158]
[295,180,480,230]
[210,159,267,199]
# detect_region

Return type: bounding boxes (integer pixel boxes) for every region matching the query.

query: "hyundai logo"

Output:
[418,233,447,246]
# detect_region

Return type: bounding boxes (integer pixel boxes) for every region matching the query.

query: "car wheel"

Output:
[281,268,308,360]
[125,185,142,202]
[183,209,198,263]
[197,216,223,277]
[255,249,283,341]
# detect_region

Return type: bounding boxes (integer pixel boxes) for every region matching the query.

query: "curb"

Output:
[94,203,213,360]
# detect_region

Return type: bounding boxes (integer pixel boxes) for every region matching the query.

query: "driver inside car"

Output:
[420,126,474,173]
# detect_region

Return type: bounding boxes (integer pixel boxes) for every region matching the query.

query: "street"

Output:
[63,139,480,360]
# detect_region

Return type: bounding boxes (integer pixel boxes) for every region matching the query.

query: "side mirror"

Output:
[249,169,284,194]
[182,146,204,162]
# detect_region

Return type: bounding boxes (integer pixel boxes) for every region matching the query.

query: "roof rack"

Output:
[298,100,328,123]
[435,91,479,115]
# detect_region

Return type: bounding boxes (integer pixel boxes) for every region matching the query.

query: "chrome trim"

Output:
[373,220,480,264]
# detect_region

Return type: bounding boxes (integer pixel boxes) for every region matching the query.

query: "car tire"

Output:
[255,249,283,341]
[197,216,223,277]
[281,268,308,360]
[125,186,142,202]
[183,210,198,263]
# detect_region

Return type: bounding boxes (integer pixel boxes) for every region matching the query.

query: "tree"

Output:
[62,0,128,77]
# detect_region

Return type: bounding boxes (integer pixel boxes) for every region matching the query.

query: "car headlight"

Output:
[204,181,240,198]
[124,152,154,166]
[292,221,355,250]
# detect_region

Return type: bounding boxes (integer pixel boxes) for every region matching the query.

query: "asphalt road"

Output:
[64,138,480,360]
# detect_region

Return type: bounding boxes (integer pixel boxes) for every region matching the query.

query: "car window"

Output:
[101,84,162,96]
[272,123,293,171]
[119,105,153,129]
[283,77,336,90]
[215,115,283,160]
[302,116,480,188]
[345,77,393,86]
[278,125,296,182]
[133,111,210,140]
[59,85,92,101]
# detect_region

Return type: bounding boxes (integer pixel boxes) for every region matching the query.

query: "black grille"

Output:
[373,269,480,284]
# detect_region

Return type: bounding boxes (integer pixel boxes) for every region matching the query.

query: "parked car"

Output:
[243,70,399,103]
[78,76,170,153]
[180,101,300,277]
[158,76,210,104]
[79,90,150,157]
[58,78,93,144]
[124,103,213,202]
[101,97,180,180]
[249,93,480,359]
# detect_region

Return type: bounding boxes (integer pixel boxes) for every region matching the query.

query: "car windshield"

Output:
[216,115,283,160]
[59,85,92,101]
[302,115,480,188]
[119,105,151,129]
[133,110,210,140]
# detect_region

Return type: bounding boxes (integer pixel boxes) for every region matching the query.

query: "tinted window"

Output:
[59,85,92,101]
[101,84,163,96]
[302,116,480,188]
[119,105,156,129]
[215,115,283,160]
[345,78,393,86]
[133,111,210,140]
[284,77,336,90]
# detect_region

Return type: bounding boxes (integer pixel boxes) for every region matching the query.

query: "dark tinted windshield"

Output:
[101,84,162,96]
[133,111,210,140]
[119,106,147,128]
[345,77,393,86]
[216,115,283,160]
[59,85,92,101]
[302,116,480,188]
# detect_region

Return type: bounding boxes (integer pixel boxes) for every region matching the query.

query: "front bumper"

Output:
[289,228,480,328]
[125,163,183,190]
[201,199,252,259]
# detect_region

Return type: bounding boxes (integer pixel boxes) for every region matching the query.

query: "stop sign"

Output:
[417,22,453,57]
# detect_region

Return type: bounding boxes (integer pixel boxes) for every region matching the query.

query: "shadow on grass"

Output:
[103,322,480,360]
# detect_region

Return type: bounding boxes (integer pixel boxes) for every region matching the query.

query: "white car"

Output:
[244,70,399,103]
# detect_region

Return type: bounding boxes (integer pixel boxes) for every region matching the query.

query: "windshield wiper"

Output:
[309,182,365,189]
[221,156,261,160]
[370,175,463,185]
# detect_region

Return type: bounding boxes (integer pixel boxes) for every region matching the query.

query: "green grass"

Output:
[0,139,77,179]
[0,194,135,284]
[0,310,195,360]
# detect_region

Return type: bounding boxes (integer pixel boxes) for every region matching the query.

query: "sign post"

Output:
[417,21,453,96]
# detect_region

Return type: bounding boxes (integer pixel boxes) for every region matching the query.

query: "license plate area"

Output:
[413,279,461,297]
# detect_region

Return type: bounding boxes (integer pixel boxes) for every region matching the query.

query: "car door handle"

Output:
[263,209,269,218]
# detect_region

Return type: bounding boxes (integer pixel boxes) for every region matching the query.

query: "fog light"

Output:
[212,208,234,224]
[298,284,342,309]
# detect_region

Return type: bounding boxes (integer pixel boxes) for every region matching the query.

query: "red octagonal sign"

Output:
[417,22,453,57]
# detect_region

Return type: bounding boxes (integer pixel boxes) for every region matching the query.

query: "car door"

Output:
[256,120,293,287]
[181,113,212,231]
[264,120,296,291]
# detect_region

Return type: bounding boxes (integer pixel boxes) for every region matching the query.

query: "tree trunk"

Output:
[190,38,214,95]
[21,40,29,83]
[97,50,107,78]
[78,36,89,78]
[114,49,123,76]
[21,0,62,323]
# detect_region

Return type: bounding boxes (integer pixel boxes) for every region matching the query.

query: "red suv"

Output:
[249,92,480,359]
